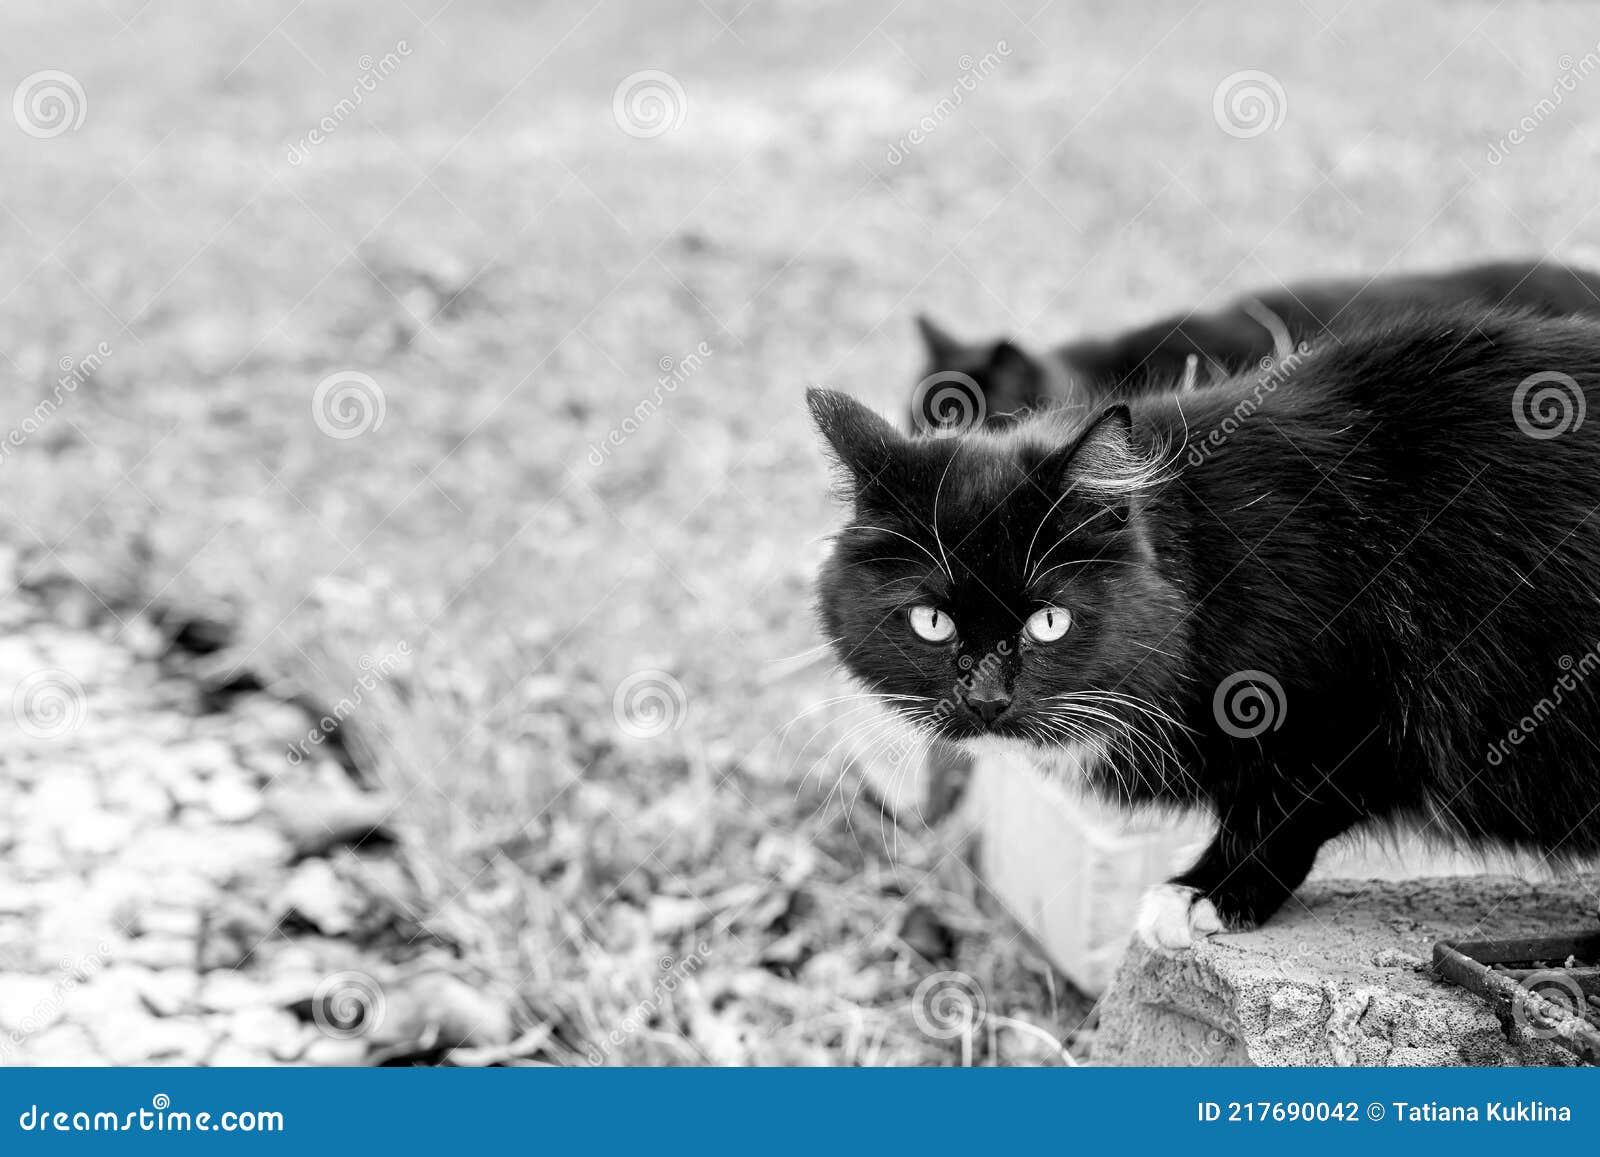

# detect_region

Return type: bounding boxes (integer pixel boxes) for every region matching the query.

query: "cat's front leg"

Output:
[1134,883,1223,950]
[1138,798,1358,950]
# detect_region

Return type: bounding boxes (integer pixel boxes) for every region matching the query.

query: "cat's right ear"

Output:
[807,388,904,485]
[915,314,962,363]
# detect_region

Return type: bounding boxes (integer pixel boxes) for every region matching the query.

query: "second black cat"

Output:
[910,258,1600,432]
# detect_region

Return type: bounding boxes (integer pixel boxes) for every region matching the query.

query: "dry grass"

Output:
[5,0,1600,1063]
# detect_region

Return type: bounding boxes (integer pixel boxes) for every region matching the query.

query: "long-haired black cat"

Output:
[818,302,1600,948]
[909,258,1600,432]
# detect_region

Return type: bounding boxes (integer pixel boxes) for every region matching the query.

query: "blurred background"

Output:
[1,0,1598,1064]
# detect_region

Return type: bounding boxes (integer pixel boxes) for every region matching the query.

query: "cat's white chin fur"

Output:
[1135,883,1222,952]
[959,734,1048,762]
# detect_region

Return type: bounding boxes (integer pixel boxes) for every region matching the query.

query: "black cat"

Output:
[909,258,1600,433]
[818,302,1600,947]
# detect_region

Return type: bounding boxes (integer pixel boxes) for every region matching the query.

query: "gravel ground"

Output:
[0,552,518,1065]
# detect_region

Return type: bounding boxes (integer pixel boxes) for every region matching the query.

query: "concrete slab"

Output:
[1093,876,1600,1066]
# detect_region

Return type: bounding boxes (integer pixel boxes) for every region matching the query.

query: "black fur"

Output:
[910,258,1600,432]
[820,303,1600,929]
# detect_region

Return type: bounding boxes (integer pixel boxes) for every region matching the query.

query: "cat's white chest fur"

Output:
[962,734,1108,787]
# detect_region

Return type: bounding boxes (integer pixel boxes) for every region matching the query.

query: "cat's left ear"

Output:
[1037,404,1154,500]
[807,388,905,484]
[915,314,962,363]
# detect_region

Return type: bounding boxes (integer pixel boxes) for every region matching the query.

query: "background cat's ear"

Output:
[984,340,1044,416]
[915,314,962,363]
[807,388,904,484]
[1038,404,1156,500]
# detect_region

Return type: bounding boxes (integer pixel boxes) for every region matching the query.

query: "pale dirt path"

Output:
[0,563,514,1065]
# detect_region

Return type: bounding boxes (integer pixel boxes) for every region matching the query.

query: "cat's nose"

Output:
[962,689,1011,725]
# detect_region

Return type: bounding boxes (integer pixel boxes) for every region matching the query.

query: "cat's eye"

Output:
[1025,607,1071,643]
[906,605,956,643]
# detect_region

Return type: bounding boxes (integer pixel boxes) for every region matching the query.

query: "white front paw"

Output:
[1136,883,1223,951]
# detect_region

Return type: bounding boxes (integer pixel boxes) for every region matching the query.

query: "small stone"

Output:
[373,973,514,1051]
[132,906,202,941]
[58,811,136,857]
[225,1007,305,1057]
[52,967,146,1024]
[0,974,68,1033]
[177,738,238,779]
[198,970,271,1013]
[300,1035,370,1065]
[16,1023,102,1065]
[121,936,194,970]
[1371,947,1425,969]
[97,1010,212,1063]
[133,969,195,1017]
[120,615,166,661]
[281,860,362,936]
[205,778,262,823]
[266,786,397,859]
[236,697,318,751]
[205,1041,276,1066]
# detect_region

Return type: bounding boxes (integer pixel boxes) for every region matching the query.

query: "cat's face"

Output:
[909,314,1048,433]
[810,389,1181,748]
